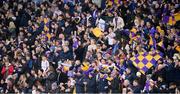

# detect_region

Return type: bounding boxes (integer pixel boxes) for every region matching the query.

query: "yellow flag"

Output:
[175,46,180,52]
[149,36,153,45]
[92,27,103,37]
[44,26,49,31]
[63,66,69,72]
[106,76,113,81]
[131,28,137,33]
[81,62,89,71]
[156,26,164,36]
[46,33,51,40]
[107,0,113,6]
[168,16,176,25]
[174,13,180,21]
[44,18,48,24]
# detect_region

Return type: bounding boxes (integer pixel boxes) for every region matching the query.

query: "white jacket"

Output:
[113,17,125,30]
[41,60,49,72]
[96,18,106,31]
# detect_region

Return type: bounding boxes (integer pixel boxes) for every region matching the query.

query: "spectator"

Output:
[113,12,125,31]
[1,60,14,79]
[86,73,97,93]
[41,56,49,73]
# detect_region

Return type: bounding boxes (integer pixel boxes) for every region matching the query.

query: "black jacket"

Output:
[86,76,97,93]
[74,46,86,63]
[75,76,85,93]
[45,71,57,92]
[132,85,142,93]
[111,77,120,93]
[97,78,109,93]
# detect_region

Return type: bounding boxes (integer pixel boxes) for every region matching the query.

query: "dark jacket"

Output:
[74,46,86,63]
[75,76,85,93]
[132,85,142,93]
[64,25,73,38]
[111,76,120,93]
[45,71,57,92]
[167,88,176,93]
[126,73,136,84]
[18,9,31,27]
[32,58,41,71]
[86,76,97,93]
[149,87,160,93]
[97,78,109,93]
[60,50,74,60]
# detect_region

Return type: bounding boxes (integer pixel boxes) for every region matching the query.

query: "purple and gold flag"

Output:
[107,0,121,6]
[44,17,49,31]
[168,16,176,26]
[130,51,162,74]
[149,35,157,49]
[162,13,179,26]
[157,40,165,49]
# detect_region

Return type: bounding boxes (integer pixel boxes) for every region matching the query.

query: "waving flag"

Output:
[168,16,176,26]
[44,17,49,31]
[130,51,162,74]
[174,13,180,21]
[149,36,156,49]
[156,26,164,36]
[92,27,103,37]
[175,46,180,52]
[46,33,51,40]
[157,40,165,49]
[107,0,121,6]
[129,28,140,43]
[162,13,180,26]
[81,63,90,71]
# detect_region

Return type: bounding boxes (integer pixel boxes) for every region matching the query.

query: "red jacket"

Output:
[1,65,14,78]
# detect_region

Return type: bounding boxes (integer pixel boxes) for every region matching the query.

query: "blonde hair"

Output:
[9,21,16,29]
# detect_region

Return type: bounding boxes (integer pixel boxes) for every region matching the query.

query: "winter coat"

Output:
[111,77,120,93]
[45,71,57,92]
[1,64,14,79]
[97,78,109,93]
[86,76,97,93]
[75,76,85,93]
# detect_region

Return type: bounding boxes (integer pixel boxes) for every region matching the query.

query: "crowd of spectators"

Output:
[0,0,180,93]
